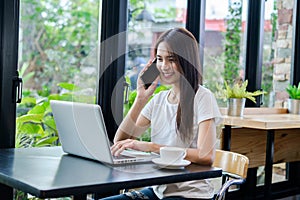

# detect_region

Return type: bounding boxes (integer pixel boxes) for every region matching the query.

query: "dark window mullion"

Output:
[0,0,19,198]
[0,0,19,148]
[97,0,127,142]
[244,0,265,107]
[288,0,300,188]
[186,0,205,85]
[291,0,300,85]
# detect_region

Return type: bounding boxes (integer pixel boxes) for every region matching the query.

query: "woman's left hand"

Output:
[111,139,153,156]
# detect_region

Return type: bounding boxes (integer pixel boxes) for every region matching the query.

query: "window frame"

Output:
[186,0,206,85]
[97,0,127,142]
[0,0,19,148]
[244,0,265,107]
[0,0,19,198]
[291,0,300,85]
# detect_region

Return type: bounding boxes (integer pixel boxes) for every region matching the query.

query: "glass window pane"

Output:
[261,0,276,107]
[125,1,187,92]
[203,0,248,107]
[261,0,296,185]
[264,0,294,108]
[125,0,187,141]
[126,0,187,89]
[17,0,101,148]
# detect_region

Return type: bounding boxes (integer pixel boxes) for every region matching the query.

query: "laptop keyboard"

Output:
[113,154,135,160]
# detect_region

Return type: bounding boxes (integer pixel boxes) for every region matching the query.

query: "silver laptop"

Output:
[50,100,157,165]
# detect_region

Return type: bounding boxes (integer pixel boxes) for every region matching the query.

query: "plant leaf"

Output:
[58,82,81,91]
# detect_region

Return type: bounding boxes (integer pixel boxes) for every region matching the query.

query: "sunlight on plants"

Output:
[217,80,266,103]
[286,82,300,100]
[15,82,95,148]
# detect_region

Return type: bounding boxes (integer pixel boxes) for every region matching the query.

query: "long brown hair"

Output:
[154,28,202,143]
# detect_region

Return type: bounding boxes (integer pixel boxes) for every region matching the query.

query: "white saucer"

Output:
[152,158,191,169]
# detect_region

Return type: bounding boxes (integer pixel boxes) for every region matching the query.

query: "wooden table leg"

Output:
[264,130,275,200]
[0,184,13,200]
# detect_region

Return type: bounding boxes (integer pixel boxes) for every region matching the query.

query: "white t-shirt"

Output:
[141,85,222,199]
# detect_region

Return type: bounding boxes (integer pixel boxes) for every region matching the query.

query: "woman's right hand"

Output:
[111,139,160,156]
[136,60,159,102]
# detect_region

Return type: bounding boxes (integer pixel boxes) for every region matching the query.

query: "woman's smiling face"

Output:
[156,42,181,86]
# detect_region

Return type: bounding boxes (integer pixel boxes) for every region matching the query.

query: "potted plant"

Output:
[286,82,300,114]
[221,80,266,116]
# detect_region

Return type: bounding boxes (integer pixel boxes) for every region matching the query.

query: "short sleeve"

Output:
[194,86,222,125]
[141,97,154,121]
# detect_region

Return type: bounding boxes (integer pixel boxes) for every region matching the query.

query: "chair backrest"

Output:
[213,149,249,179]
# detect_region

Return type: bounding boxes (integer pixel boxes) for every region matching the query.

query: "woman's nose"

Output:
[160,60,171,70]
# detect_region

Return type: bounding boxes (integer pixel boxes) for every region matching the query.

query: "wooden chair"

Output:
[213,149,249,200]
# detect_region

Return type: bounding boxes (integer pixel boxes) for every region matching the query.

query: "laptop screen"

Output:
[50,100,114,164]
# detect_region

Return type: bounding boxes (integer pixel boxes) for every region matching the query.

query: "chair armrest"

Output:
[215,179,245,200]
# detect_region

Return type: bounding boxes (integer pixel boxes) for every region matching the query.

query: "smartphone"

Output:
[140,58,160,89]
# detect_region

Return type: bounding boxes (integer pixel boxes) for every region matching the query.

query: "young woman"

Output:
[106,28,222,200]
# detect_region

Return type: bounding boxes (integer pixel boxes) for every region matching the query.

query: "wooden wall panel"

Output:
[274,129,300,163]
[221,128,300,168]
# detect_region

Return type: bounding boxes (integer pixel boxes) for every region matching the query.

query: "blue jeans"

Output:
[100,188,159,200]
[100,187,212,200]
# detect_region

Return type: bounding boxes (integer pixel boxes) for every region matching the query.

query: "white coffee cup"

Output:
[160,147,187,164]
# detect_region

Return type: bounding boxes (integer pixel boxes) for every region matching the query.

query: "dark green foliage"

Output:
[286,83,300,100]
[16,83,95,148]
[19,0,99,92]
[223,1,242,86]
